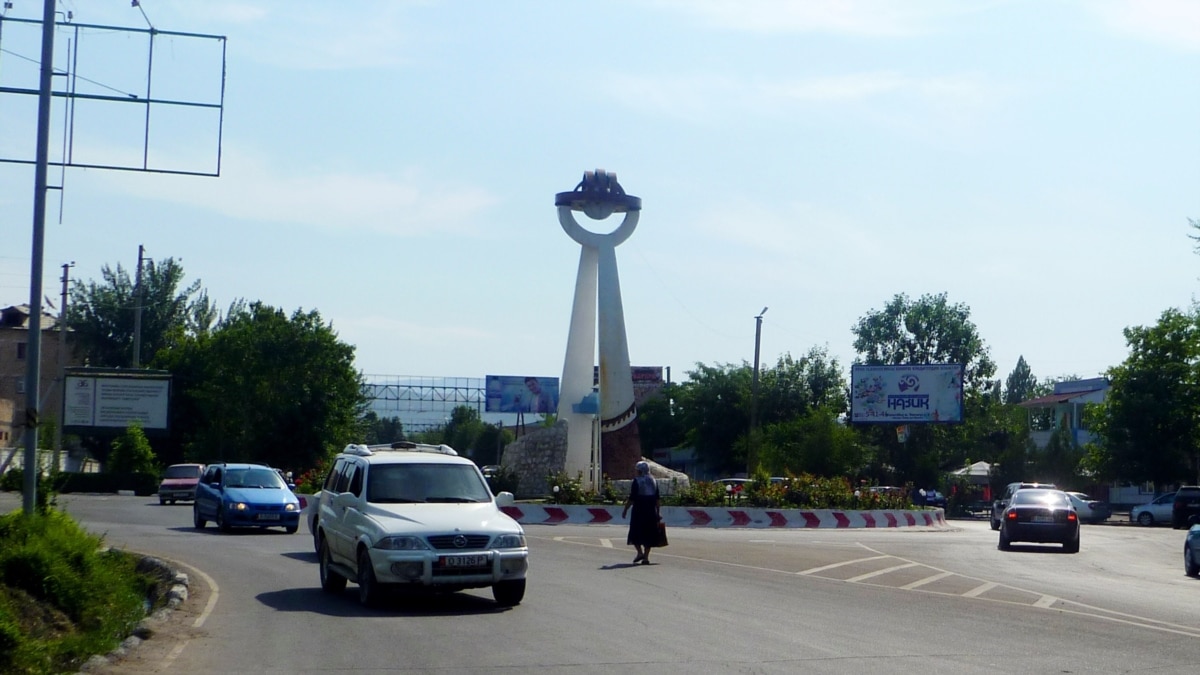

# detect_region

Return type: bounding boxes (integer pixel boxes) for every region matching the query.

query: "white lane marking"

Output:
[797,555,891,575]
[900,571,954,590]
[600,538,613,548]
[149,557,219,670]
[963,581,998,597]
[1034,595,1058,608]
[845,562,919,583]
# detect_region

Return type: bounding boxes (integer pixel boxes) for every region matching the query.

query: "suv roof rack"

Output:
[341,442,458,457]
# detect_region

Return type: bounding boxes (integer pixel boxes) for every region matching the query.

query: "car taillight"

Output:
[1067,512,1077,522]
[1006,511,1017,520]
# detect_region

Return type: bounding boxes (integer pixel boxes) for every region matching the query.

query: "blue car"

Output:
[1186,517,1200,577]
[193,463,301,533]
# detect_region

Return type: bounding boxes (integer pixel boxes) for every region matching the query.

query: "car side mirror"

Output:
[210,482,222,490]
[332,492,356,509]
[494,491,515,507]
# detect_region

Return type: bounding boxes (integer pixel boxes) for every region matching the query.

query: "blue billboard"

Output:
[485,375,560,413]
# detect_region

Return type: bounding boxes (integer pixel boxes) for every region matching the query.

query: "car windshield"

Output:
[164,465,201,479]
[366,464,492,504]
[1012,489,1069,506]
[225,468,286,489]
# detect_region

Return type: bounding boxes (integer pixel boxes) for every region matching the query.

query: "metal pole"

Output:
[132,244,144,367]
[22,0,58,514]
[748,307,767,475]
[53,262,73,472]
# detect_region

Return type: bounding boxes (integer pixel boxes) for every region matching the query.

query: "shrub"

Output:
[485,466,520,496]
[0,509,160,674]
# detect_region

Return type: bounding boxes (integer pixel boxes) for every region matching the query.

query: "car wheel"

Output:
[169,499,176,505]
[1063,531,1080,554]
[493,579,526,607]
[159,497,167,505]
[285,524,298,534]
[1137,512,1154,526]
[357,548,384,608]
[997,527,1011,551]
[193,507,206,529]
[216,508,231,532]
[1186,545,1199,577]
[319,537,347,593]
[312,517,321,554]
[990,515,1000,531]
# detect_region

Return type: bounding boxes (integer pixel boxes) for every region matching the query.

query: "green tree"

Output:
[107,421,158,477]
[1032,425,1084,490]
[361,411,405,445]
[759,405,865,477]
[1084,307,1200,489]
[1004,356,1039,404]
[850,292,997,486]
[673,363,753,476]
[66,258,217,367]
[636,383,687,452]
[154,302,366,473]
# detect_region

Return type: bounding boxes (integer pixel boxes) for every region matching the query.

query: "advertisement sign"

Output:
[850,364,963,424]
[485,375,560,413]
[63,369,171,431]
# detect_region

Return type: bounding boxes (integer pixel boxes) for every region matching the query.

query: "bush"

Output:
[0,509,160,674]
[485,466,520,496]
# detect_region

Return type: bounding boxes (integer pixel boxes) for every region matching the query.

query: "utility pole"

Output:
[53,262,74,472]
[748,307,767,476]
[132,245,145,367]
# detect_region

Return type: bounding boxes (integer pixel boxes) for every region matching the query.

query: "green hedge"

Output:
[0,470,158,497]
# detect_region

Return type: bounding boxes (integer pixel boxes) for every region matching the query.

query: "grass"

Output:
[0,507,175,674]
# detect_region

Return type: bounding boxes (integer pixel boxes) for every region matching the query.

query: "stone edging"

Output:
[77,554,190,673]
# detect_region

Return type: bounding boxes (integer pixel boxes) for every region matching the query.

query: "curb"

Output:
[501,504,947,529]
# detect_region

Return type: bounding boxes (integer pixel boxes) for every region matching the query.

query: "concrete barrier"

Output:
[500,504,947,529]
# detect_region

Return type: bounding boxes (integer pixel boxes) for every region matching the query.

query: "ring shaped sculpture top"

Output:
[558,207,640,248]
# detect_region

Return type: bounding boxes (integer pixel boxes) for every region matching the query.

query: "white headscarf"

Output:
[633,461,656,496]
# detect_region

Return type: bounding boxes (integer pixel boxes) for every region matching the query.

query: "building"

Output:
[1017,377,1110,450]
[0,304,80,471]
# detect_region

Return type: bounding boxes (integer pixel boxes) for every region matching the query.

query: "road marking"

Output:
[900,570,954,590]
[600,538,613,548]
[963,581,998,597]
[797,555,891,575]
[147,557,219,670]
[1034,595,1058,608]
[845,562,919,583]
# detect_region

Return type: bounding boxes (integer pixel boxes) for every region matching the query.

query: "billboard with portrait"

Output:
[850,364,963,424]
[485,375,560,413]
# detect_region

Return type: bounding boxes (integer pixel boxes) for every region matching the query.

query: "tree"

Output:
[107,421,158,477]
[759,405,865,478]
[1083,307,1200,489]
[850,292,997,486]
[153,302,366,473]
[66,258,216,367]
[673,363,753,476]
[1004,356,1039,404]
[636,383,687,452]
[361,412,405,445]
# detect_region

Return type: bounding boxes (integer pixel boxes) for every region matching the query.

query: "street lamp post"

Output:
[748,307,767,475]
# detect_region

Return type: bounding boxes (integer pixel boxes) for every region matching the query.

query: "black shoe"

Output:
[641,558,650,565]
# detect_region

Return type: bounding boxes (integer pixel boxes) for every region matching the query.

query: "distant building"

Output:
[1017,377,1110,450]
[0,304,81,469]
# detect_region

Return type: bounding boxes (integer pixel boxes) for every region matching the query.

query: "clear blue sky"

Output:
[2,0,1197,388]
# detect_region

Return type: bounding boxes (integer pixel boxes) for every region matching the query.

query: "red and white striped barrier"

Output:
[499,504,947,529]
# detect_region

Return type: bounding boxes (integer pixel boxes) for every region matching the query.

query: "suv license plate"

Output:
[440,555,490,568]
[257,513,281,521]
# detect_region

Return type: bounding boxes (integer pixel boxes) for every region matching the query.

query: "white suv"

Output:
[314,442,528,607]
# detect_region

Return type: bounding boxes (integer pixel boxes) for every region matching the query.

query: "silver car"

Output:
[1130,492,1176,526]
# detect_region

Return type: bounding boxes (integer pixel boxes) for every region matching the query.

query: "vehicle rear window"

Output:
[1012,490,1068,506]
[164,465,201,479]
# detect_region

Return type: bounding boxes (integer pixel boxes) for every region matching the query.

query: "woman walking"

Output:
[622,460,661,564]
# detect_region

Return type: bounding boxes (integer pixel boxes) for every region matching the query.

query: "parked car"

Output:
[914,488,947,508]
[1066,491,1112,524]
[193,463,301,533]
[1185,516,1200,577]
[314,442,528,607]
[1171,486,1200,529]
[157,463,205,505]
[1130,492,1176,526]
[991,481,1057,531]
[998,488,1080,553]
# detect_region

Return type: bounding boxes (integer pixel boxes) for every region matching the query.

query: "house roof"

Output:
[1,304,60,330]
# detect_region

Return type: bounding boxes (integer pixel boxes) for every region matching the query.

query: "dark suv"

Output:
[1172,486,1200,529]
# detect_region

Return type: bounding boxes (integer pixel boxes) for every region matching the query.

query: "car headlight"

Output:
[230,502,248,511]
[492,533,526,548]
[375,536,429,551]
[284,503,297,512]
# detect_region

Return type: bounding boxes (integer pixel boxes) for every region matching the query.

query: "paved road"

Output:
[5,493,1200,674]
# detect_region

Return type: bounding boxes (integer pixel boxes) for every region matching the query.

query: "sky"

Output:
[1,0,1198,394]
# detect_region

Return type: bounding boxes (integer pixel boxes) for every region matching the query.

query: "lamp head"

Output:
[555,169,641,220]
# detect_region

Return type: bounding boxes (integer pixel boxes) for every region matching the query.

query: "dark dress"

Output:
[626,476,660,546]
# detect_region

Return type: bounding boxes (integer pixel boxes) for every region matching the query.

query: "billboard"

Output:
[485,375,560,413]
[62,368,172,432]
[850,364,963,424]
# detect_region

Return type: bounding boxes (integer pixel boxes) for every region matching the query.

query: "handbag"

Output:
[654,519,669,548]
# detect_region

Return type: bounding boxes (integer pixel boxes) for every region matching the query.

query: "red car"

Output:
[158,463,205,505]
